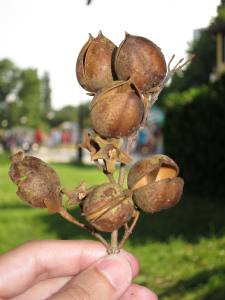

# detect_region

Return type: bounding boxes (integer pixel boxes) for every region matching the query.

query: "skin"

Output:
[0,240,157,300]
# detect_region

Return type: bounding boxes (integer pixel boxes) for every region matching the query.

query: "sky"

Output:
[0,0,221,109]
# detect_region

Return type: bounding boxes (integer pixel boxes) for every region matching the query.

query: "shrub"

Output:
[164,75,225,197]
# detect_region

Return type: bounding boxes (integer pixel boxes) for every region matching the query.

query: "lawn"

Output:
[0,153,225,299]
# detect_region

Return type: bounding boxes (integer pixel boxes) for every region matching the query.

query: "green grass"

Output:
[0,154,225,299]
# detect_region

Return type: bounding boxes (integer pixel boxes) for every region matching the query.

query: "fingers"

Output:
[11,277,72,300]
[120,284,158,300]
[47,254,134,300]
[0,240,105,298]
[12,282,158,300]
[0,240,139,299]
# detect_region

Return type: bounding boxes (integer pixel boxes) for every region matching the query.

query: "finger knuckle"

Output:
[65,285,92,300]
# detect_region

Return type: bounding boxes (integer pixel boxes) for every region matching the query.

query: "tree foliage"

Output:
[162,1,225,198]
[0,59,52,128]
[40,72,51,113]
[0,59,20,103]
[164,75,225,197]
[49,103,91,128]
[161,1,225,104]
[161,32,216,101]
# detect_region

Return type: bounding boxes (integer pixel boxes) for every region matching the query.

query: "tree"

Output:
[160,1,225,103]
[0,58,52,128]
[161,31,216,99]
[40,72,51,114]
[0,59,21,127]
[17,69,42,127]
[0,59,20,103]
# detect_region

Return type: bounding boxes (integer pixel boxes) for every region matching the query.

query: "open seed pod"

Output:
[115,33,167,95]
[81,183,134,232]
[76,31,117,92]
[90,80,144,138]
[8,152,62,212]
[127,154,184,213]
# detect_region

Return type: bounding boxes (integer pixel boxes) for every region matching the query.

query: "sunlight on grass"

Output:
[0,155,225,299]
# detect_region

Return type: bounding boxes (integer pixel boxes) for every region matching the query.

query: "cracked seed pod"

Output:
[8,152,62,212]
[81,183,134,232]
[127,154,184,213]
[76,31,117,92]
[90,80,144,138]
[115,33,167,95]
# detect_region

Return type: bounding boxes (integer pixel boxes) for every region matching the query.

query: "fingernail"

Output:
[120,251,139,277]
[96,255,132,289]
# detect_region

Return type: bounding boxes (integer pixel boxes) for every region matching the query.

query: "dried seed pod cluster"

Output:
[76,31,168,141]
[9,31,192,253]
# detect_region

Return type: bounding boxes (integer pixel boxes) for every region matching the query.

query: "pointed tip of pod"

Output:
[95,30,105,40]
[88,33,94,40]
[10,151,24,163]
[98,30,103,37]
[125,31,130,37]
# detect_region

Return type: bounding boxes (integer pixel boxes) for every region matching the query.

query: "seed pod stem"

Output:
[113,151,129,252]
[59,207,109,248]
[109,230,119,254]
[150,54,195,106]
[106,172,116,184]
[94,160,116,183]
[119,210,140,250]
[141,94,151,127]
[118,162,126,186]
[114,133,139,252]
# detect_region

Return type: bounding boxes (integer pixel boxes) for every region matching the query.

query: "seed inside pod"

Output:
[76,31,117,92]
[90,80,144,138]
[81,183,134,232]
[115,33,167,95]
[127,154,184,213]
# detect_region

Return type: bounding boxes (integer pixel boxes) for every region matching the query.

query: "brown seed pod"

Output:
[8,152,62,212]
[81,183,134,232]
[127,154,184,213]
[115,33,167,94]
[90,80,144,138]
[76,31,117,92]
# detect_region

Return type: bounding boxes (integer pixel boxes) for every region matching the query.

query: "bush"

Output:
[163,75,225,197]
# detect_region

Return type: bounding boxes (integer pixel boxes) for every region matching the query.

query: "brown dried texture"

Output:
[82,183,134,232]
[127,154,179,190]
[115,33,167,94]
[90,80,144,138]
[92,143,132,173]
[127,154,183,213]
[9,152,62,212]
[76,31,117,92]
[133,177,184,213]
[79,130,130,173]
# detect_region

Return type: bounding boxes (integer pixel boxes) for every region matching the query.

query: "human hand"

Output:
[0,240,157,300]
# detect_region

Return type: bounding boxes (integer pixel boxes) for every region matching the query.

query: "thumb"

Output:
[47,254,134,300]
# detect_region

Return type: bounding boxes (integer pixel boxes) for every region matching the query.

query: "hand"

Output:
[0,240,157,300]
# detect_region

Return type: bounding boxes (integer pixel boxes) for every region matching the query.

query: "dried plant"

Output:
[9,32,193,254]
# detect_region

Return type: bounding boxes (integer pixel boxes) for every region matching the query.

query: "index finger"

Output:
[0,240,105,299]
[0,240,139,299]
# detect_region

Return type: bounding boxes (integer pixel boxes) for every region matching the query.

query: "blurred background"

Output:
[0,0,225,299]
